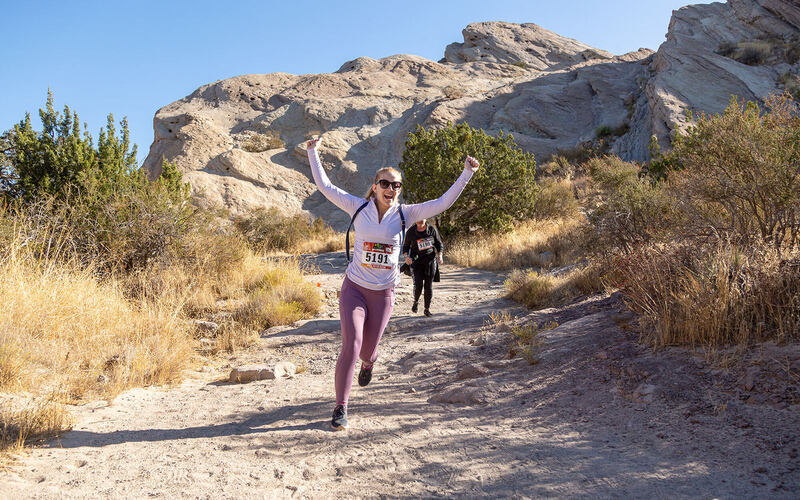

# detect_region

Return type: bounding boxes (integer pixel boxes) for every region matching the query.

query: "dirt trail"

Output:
[2,252,799,498]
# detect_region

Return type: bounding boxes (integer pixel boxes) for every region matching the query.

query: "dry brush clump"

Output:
[234,206,343,254]
[505,261,606,309]
[598,93,800,349]
[0,395,73,454]
[447,216,587,271]
[0,94,327,453]
[0,199,323,452]
[612,244,800,348]
[241,130,284,152]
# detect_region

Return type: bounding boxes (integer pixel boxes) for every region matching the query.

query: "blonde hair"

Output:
[364,167,402,200]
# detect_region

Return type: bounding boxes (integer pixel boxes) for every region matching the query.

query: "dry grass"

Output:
[234,207,344,255]
[232,256,322,331]
[0,214,322,452]
[505,262,606,309]
[0,257,193,402]
[612,243,800,348]
[241,130,284,152]
[509,321,558,365]
[1,395,73,453]
[0,254,192,451]
[447,216,587,271]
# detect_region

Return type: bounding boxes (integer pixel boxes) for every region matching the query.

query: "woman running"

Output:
[403,218,443,317]
[306,137,479,430]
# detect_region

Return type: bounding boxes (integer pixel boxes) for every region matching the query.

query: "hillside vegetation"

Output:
[435,93,799,352]
[0,94,335,452]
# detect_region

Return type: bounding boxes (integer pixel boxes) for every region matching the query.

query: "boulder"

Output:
[457,363,490,380]
[229,365,275,383]
[273,361,297,378]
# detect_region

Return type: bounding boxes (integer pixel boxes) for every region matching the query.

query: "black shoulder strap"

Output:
[346,201,371,263]
[399,205,405,252]
[345,202,405,264]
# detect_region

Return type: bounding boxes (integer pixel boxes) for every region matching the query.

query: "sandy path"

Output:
[2,251,798,498]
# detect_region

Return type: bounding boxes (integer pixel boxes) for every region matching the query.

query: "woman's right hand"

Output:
[306,137,322,150]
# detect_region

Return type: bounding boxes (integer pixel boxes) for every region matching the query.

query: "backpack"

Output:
[346,201,405,264]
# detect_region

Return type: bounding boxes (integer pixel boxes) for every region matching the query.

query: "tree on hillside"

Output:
[655,93,800,250]
[399,122,538,236]
[0,90,144,201]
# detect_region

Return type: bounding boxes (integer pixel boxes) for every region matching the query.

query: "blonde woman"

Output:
[305,137,479,430]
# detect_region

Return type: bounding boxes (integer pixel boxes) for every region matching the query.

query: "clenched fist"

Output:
[306,137,322,150]
[464,156,480,172]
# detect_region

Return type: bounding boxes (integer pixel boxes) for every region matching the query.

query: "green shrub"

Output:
[400,122,538,236]
[667,93,800,250]
[0,92,199,273]
[534,178,579,219]
[595,125,613,139]
[585,155,676,253]
[1,91,139,202]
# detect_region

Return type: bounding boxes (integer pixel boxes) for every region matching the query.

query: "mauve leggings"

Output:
[336,276,395,406]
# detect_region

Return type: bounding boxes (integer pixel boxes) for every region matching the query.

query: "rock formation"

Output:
[143,0,799,227]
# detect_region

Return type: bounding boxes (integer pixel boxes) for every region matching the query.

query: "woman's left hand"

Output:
[437,254,443,265]
[464,156,480,172]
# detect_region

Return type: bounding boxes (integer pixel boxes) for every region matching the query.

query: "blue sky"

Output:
[1,0,712,164]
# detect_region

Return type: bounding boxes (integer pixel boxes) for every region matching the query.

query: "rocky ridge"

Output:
[143,0,800,226]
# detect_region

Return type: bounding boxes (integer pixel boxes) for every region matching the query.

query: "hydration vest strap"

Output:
[345,202,406,264]
[399,205,405,253]
[346,201,370,263]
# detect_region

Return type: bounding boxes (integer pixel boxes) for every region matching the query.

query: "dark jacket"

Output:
[403,224,442,279]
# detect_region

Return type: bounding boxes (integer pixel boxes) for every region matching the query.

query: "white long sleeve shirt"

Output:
[307,147,474,290]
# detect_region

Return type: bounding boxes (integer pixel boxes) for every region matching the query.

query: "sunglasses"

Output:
[377,179,402,190]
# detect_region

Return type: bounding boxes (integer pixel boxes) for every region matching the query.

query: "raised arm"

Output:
[306,138,364,215]
[404,156,480,223]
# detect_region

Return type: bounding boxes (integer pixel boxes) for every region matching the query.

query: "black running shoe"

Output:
[424,309,432,317]
[358,364,373,387]
[411,302,418,313]
[331,405,348,430]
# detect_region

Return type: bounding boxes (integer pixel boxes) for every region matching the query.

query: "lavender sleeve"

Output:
[403,168,474,223]
[307,147,365,216]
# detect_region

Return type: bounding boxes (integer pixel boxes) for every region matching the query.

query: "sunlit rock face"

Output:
[143,1,799,226]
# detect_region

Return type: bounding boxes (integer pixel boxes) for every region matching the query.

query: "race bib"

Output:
[417,237,434,251]
[361,242,393,269]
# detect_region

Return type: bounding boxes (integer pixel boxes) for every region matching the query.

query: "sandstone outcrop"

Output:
[647,0,800,147]
[143,1,799,227]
